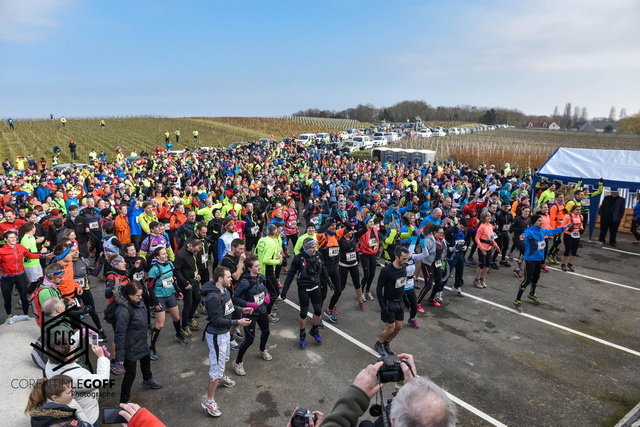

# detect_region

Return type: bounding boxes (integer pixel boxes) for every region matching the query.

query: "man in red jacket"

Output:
[0,209,26,236]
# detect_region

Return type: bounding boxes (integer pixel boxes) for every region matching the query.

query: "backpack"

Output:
[31,336,48,369]
[30,283,58,327]
[104,300,133,325]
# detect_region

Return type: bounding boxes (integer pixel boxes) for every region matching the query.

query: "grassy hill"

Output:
[0,116,369,164]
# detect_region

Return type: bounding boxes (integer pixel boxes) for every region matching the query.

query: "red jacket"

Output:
[0,218,26,235]
[0,243,42,276]
[358,228,380,255]
[129,408,166,427]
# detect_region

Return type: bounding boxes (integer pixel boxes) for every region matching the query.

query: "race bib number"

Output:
[310,217,319,225]
[89,222,99,230]
[133,272,144,282]
[502,224,511,232]
[328,247,339,257]
[74,277,85,287]
[491,233,498,240]
[287,221,296,228]
[537,241,546,250]
[251,226,260,235]
[201,254,208,264]
[224,299,234,316]
[571,231,580,239]
[346,252,357,262]
[434,260,442,268]
[395,277,407,288]
[161,277,173,289]
[254,292,265,306]
[369,238,378,247]
[404,278,414,290]
[164,223,170,231]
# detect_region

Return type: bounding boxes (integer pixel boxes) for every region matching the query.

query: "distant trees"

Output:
[619,114,640,134]
[480,108,497,125]
[619,108,627,120]
[608,106,617,121]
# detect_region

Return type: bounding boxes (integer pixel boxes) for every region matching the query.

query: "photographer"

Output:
[322,354,456,427]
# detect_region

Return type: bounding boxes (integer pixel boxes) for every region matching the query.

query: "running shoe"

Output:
[272,303,278,311]
[268,313,280,323]
[513,269,523,278]
[513,301,523,313]
[360,295,366,303]
[299,336,307,349]
[480,279,487,289]
[234,330,244,339]
[201,399,222,417]
[490,262,499,270]
[374,341,387,357]
[561,264,567,272]
[547,254,559,265]
[198,302,207,314]
[149,348,158,361]
[499,260,512,268]
[473,278,484,288]
[275,296,284,304]
[417,303,425,313]
[233,361,246,376]
[98,329,109,342]
[466,257,478,266]
[435,292,443,303]
[110,362,125,375]
[318,320,325,329]
[567,264,575,272]
[358,301,365,311]
[428,298,441,307]
[527,294,541,305]
[408,318,420,329]
[540,264,549,273]
[175,334,189,345]
[188,319,201,331]
[219,376,236,387]
[324,309,338,324]
[258,349,273,361]
[383,342,396,355]
[453,286,464,297]
[507,252,515,261]
[309,330,323,344]
[181,327,194,338]
[230,340,239,351]
[331,306,340,315]
[365,292,374,301]
[141,378,162,389]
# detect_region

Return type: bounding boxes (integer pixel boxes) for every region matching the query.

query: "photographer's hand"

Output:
[353,361,384,398]
[397,353,418,379]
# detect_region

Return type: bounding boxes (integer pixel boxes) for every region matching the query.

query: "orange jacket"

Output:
[57,261,82,299]
[114,213,131,244]
[475,223,499,251]
[562,212,584,235]
[549,202,566,228]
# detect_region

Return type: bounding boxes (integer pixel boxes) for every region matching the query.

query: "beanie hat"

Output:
[303,239,318,250]
[530,214,541,225]
[110,255,124,268]
[364,216,373,225]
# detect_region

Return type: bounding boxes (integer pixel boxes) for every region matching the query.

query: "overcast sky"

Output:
[1,0,638,119]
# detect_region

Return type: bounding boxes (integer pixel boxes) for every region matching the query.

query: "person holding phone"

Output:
[25,375,92,426]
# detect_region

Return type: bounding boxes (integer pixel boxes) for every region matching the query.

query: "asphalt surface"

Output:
[4,232,638,426]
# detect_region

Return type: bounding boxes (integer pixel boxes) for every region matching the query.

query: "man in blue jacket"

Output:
[128,199,144,250]
[513,214,570,313]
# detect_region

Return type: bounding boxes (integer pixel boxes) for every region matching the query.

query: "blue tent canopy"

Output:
[534,148,640,239]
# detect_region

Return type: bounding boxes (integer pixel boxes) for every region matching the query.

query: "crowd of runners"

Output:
[1,132,638,425]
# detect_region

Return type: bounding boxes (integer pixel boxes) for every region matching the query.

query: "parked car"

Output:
[257,138,276,145]
[447,128,459,135]
[431,129,446,137]
[339,140,360,153]
[373,135,388,147]
[297,133,316,144]
[315,133,331,142]
[228,142,248,150]
[383,132,399,142]
[353,135,373,149]
[417,129,432,138]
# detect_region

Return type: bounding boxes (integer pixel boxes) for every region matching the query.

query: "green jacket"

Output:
[322,385,371,427]
[256,236,280,275]
[294,232,315,255]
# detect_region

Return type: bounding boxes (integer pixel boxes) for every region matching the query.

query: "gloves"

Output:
[246,302,259,310]
[264,293,271,305]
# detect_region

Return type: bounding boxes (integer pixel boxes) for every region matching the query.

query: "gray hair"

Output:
[267,224,278,236]
[389,376,457,427]
[42,298,64,317]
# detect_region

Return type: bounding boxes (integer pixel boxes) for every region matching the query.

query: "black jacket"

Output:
[233,272,269,316]
[201,281,241,334]
[282,250,331,298]
[29,402,92,427]
[599,195,626,223]
[174,244,199,289]
[114,287,149,362]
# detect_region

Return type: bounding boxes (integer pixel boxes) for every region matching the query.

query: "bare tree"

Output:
[579,107,588,121]
[608,106,616,121]
[619,108,627,120]
[573,106,580,123]
[563,102,572,126]
[552,105,559,118]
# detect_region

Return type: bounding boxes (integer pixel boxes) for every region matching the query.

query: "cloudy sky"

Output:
[1,0,638,119]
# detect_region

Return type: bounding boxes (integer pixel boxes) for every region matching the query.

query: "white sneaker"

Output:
[230,340,239,351]
[201,399,221,417]
[365,292,374,301]
[453,287,463,297]
[435,292,443,303]
[232,361,245,376]
[219,376,236,387]
[268,313,280,323]
[258,349,272,361]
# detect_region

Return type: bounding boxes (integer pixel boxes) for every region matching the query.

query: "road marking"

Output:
[283,299,508,427]
[441,286,640,358]
[615,400,640,427]
[546,267,639,291]
[602,246,640,256]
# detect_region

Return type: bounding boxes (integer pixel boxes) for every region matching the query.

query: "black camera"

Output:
[291,408,316,427]
[377,356,404,383]
[455,240,465,251]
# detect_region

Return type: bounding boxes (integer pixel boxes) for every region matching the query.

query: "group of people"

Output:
[0,133,636,425]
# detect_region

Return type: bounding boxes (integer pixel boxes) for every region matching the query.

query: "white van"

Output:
[315,133,331,142]
[353,135,373,149]
[297,133,316,144]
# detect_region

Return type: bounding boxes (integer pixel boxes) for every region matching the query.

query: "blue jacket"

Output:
[523,225,565,261]
[634,201,640,220]
[419,215,442,230]
[128,200,143,236]
[36,186,50,203]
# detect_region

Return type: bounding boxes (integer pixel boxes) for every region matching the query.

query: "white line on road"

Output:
[602,246,640,256]
[546,267,639,291]
[441,286,640,358]
[283,299,508,427]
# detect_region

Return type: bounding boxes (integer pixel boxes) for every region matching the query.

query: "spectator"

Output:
[598,190,626,247]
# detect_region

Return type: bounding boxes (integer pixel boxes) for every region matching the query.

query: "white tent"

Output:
[535,147,640,238]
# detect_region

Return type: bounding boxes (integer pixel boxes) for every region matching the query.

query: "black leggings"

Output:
[417,264,441,304]
[79,288,103,330]
[511,234,525,255]
[403,287,418,319]
[264,265,280,315]
[181,282,200,328]
[286,234,298,252]
[298,286,323,319]
[360,254,377,293]
[492,233,509,262]
[478,250,492,268]
[326,266,342,310]
[235,312,270,364]
[517,261,541,300]
[1,273,29,316]
[550,233,562,256]
[339,264,360,290]
[120,355,152,403]
[563,234,580,256]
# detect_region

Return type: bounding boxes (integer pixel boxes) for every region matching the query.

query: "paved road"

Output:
[4,235,638,426]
